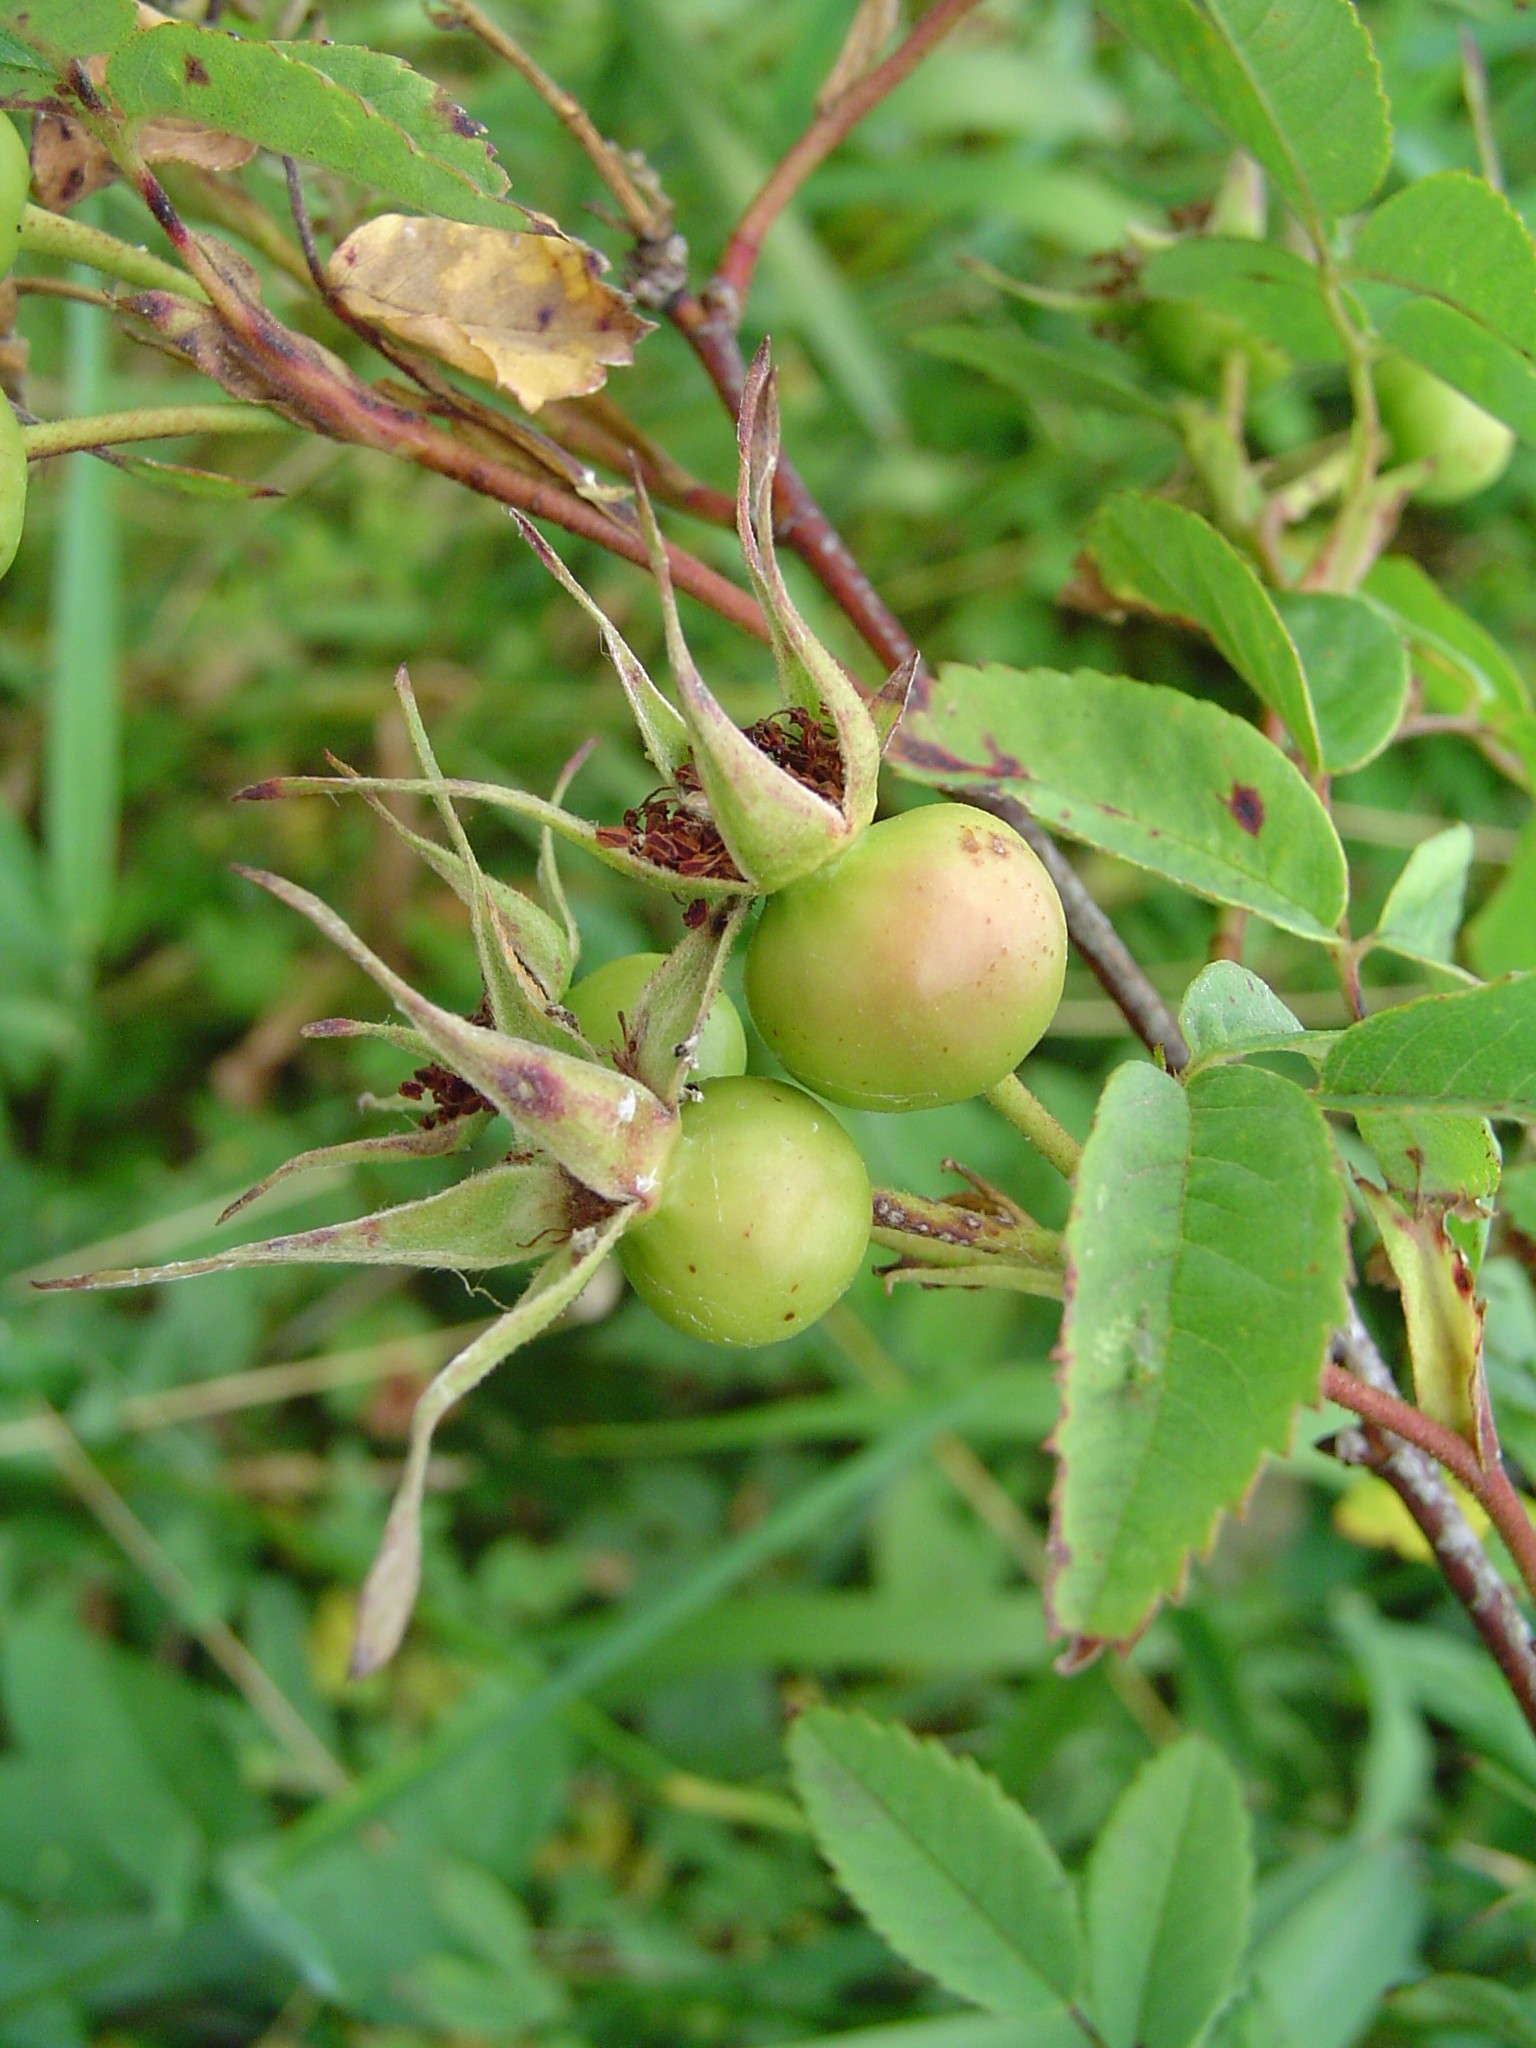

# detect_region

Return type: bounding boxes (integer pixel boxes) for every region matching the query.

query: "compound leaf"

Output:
[1087,493,1321,767]
[788,1708,1081,2021]
[1086,1737,1252,2048]
[1051,1061,1347,1645]
[1321,976,1536,1119]
[1096,0,1390,224]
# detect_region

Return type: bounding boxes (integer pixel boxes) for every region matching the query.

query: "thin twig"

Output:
[431,0,667,241]
[32,1405,350,1795]
[711,0,986,310]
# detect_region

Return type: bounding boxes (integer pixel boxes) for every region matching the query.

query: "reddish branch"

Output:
[710,0,987,308]
[1325,1337,1536,1609]
[1326,1311,1536,1736]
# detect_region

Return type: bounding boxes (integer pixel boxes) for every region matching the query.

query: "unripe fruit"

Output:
[565,951,748,1080]
[0,396,26,583]
[617,1076,870,1346]
[0,116,27,280]
[1140,299,1289,399]
[1375,354,1515,505]
[745,802,1066,1113]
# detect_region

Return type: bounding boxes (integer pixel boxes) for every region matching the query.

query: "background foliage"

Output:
[5,1,1536,2043]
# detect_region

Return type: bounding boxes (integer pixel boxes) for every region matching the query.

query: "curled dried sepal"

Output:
[239,868,678,1205]
[870,1182,1066,1297]
[351,1206,631,1675]
[35,1158,572,1294]
[625,899,752,1105]
[236,771,754,902]
[217,1117,479,1228]
[734,344,888,833]
[391,666,575,1024]
[512,513,690,782]
[635,485,846,893]
[538,737,594,976]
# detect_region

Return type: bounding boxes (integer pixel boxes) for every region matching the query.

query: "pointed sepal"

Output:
[350,1208,631,1674]
[625,899,753,1105]
[238,868,678,1206]
[35,1158,574,1293]
[635,482,851,891]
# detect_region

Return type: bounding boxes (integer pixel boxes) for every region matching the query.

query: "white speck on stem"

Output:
[616,1089,637,1125]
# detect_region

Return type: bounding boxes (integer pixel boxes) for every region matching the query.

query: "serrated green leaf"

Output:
[1086,1737,1251,2048]
[1356,1107,1500,1205]
[1140,238,1342,361]
[788,1709,1082,2021]
[1321,976,1536,1118]
[1362,556,1529,715]
[1096,0,1390,224]
[1178,961,1317,1071]
[1368,824,1473,974]
[275,42,503,199]
[1270,592,1407,775]
[3,0,134,66]
[1087,493,1321,766]
[108,25,533,230]
[893,665,1348,939]
[1051,1061,1347,1643]
[1352,172,1536,359]
[912,324,1172,422]
[1350,172,1536,435]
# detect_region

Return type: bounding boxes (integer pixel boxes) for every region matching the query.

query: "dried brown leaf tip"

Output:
[326,216,654,411]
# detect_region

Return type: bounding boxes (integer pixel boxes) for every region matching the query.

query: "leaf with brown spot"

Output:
[326,216,653,412]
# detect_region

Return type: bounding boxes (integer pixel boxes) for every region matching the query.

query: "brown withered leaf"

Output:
[140,119,256,174]
[30,111,117,212]
[326,216,653,412]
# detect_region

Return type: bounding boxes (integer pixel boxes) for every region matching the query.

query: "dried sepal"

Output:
[217,1117,479,1227]
[35,1157,572,1294]
[625,899,753,1104]
[350,1206,631,1675]
[734,344,885,831]
[391,665,572,1029]
[538,737,594,975]
[236,770,754,901]
[634,482,849,892]
[512,513,689,781]
[238,868,678,1205]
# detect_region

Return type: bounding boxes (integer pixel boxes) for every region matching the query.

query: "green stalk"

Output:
[23,405,283,459]
[20,203,206,299]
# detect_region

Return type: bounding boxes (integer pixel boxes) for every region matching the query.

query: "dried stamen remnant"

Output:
[400,996,496,1128]
[593,708,841,882]
[745,706,846,806]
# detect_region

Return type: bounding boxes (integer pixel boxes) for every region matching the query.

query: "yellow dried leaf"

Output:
[326,216,653,412]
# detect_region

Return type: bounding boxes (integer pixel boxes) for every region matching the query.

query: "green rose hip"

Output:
[0,116,27,280]
[617,1077,870,1346]
[745,802,1067,1113]
[566,951,748,1080]
[1375,354,1515,506]
[0,398,26,583]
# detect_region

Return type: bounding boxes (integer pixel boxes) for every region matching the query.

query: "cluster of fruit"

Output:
[573,800,1067,1347]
